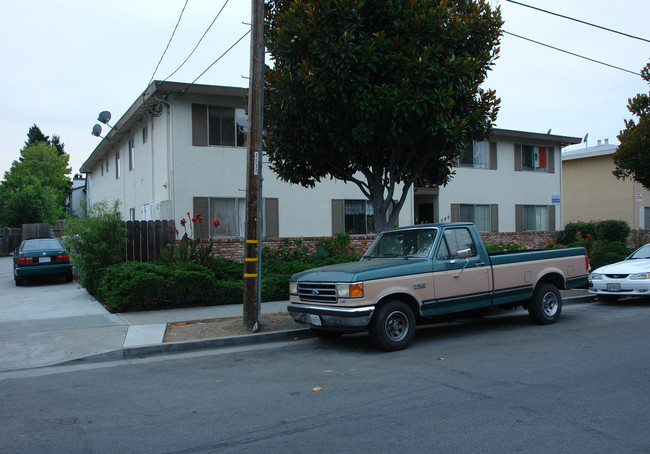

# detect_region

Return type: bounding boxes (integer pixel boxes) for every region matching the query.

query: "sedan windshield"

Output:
[628,244,650,260]
[364,228,437,259]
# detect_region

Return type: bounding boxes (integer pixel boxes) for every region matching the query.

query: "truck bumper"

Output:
[288,303,374,331]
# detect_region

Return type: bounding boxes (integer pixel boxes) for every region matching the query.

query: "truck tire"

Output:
[369,300,416,351]
[528,283,562,324]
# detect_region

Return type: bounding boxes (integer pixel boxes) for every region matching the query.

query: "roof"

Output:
[490,128,582,147]
[80,81,246,172]
[561,142,618,161]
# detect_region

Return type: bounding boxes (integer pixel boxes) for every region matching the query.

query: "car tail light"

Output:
[56,254,70,262]
[18,257,34,264]
[585,255,590,272]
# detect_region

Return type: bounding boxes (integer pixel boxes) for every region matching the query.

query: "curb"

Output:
[60,327,312,366]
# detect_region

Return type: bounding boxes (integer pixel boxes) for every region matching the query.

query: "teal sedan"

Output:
[13,238,73,286]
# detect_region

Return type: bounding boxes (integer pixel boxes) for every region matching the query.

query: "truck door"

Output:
[426,226,492,316]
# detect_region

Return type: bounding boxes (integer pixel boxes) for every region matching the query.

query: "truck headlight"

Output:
[336,283,363,298]
[630,272,650,280]
[289,282,298,295]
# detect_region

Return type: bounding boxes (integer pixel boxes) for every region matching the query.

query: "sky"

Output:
[0,0,648,179]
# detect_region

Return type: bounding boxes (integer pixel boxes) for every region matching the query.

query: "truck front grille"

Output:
[297,282,337,303]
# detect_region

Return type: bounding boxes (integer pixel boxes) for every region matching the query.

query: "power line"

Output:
[147,0,189,88]
[505,0,650,44]
[181,28,251,95]
[504,31,641,76]
[163,0,230,82]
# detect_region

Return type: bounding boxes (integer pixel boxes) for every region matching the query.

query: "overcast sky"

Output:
[1,0,648,179]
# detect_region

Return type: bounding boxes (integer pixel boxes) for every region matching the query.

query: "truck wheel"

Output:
[528,283,562,324]
[369,300,416,351]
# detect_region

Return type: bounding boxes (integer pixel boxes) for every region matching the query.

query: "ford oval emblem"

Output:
[311,290,319,296]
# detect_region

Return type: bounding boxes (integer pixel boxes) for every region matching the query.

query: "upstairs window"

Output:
[459,141,490,169]
[128,139,135,171]
[192,104,247,147]
[515,145,555,173]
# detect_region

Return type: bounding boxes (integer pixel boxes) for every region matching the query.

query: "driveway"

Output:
[0,256,127,370]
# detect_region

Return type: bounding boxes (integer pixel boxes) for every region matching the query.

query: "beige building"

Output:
[562,140,650,230]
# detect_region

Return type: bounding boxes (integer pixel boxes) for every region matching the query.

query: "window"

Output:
[522,205,549,231]
[142,126,148,144]
[115,152,120,179]
[644,207,650,229]
[436,227,478,260]
[129,208,135,221]
[192,197,278,238]
[344,200,375,234]
[128,139,135,171]
[100,163,104,176]
[459,204,491,232]
[460,141,490,169]
[105,159,110,174]
[516,145,554,173]
[192,104,247,147]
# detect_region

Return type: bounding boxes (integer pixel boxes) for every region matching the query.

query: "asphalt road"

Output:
[1,298,648,453]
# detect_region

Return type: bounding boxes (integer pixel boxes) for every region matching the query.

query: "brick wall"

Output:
[203,231,559,261]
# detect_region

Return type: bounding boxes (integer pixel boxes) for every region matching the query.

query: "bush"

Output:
[63,201,127,295]
[589,241,631,270]
[559,220,630,245]
[97,261,221,312]
[596,220,630,243]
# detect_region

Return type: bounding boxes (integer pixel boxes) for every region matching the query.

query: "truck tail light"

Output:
[585,255,590,272]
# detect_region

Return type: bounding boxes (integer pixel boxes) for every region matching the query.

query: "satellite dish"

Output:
[583,133,589,142]
[547,128,552,134]
[97,111,112,125]
[91,124,102,137]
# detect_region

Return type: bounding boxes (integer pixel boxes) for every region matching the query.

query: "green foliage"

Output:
[158,212,217,267]
[0,141,71,226]
[543,240,565,249]
[62,201,127,295]
[262,238,312,263]
[264,0,503,232]
[589,241,632,270]
[484,241,527,252]
[613,61,650,190]
[560,220,630,244]
[97,261,221,312]
[207,257,244,281]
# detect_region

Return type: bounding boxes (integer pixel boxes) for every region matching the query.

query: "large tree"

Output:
[264,0,503,232]
[0,141,71,226]
[613,61,650,189]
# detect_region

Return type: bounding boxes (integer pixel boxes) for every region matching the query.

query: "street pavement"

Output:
[0,256,593,372]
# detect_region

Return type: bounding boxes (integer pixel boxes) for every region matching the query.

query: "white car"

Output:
[589,244,650,301]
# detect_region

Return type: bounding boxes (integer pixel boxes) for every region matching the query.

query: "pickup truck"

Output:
[288,223,589,351]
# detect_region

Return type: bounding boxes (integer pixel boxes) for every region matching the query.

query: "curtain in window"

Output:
[474,141,489,169]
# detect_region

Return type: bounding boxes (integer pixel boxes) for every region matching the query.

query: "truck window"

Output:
[365,228,437,258]
[436,228,478,260]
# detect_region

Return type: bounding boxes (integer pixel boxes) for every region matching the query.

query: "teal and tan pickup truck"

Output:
[288,222,589,351]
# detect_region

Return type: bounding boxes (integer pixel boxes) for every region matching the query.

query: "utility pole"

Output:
[243,0,264,331]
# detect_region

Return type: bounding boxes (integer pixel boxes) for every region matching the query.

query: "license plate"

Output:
[308,314,322,326]
[607,283,621,292]
[39,257,51,263]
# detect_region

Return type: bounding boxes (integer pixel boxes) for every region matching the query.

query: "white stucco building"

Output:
[80,81,581,238]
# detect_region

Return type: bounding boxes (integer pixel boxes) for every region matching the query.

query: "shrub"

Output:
[207,256,244,281]
[63,201,127,295]
[262,238,312,263]
[589,241,631,270]
[484,241,527,252]
[596,220,630,243]
[630,229,650,250]
[97,261,221,312]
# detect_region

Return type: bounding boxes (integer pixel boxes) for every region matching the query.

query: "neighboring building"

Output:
[65,174,86,216]
[562,140,650,229]
[80,81,581,238]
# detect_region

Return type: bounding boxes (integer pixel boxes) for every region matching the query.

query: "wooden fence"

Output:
[124,220,176,263]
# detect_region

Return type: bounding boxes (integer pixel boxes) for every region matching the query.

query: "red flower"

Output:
[586,233,592,238]
[191,217,198,223]
[180,218,187,226]
[198,215,203,222]
[213,220,220,227]
[577,231,581,236]
[187,211,191,216]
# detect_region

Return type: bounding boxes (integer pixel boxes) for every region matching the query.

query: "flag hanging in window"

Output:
[534,147,547,168]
